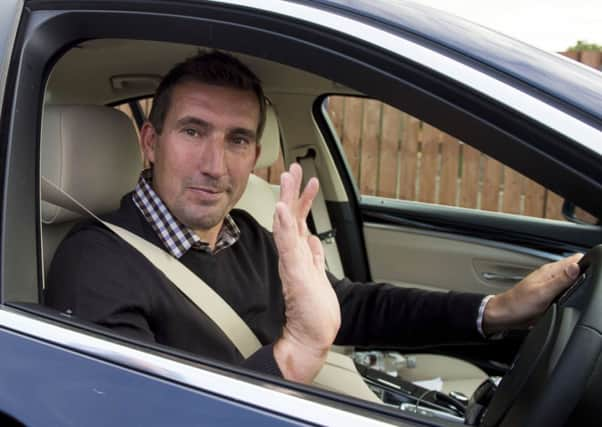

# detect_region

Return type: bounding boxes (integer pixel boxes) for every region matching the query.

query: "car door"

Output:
[0,1,437,426]
[1,0,600,424]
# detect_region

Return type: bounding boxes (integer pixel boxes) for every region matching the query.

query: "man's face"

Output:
[141,81,261,238]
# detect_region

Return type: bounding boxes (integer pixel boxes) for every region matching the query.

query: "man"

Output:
[45,51,582,384]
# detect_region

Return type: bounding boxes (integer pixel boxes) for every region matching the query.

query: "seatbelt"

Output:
[42,177,261,357]
[41,177,380,402]
[297,153,344,278]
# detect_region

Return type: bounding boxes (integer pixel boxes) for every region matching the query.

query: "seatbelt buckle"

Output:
[317,229,336,243]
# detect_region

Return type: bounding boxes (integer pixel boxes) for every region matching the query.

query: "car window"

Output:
[324,95,597,224]
[2,2,597,423]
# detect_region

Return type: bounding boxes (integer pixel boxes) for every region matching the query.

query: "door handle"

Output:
[481,272,525,282]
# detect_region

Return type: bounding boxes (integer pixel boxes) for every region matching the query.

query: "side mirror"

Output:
[562,200,599,225]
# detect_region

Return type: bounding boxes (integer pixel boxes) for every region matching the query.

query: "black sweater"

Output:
[46,194,485,376]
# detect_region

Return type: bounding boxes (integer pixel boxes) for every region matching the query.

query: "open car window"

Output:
[0,2,600,426]
[323,95,598,225]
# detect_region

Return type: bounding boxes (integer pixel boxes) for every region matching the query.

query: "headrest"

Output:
[41,105,142,224]
[255,105,280,169]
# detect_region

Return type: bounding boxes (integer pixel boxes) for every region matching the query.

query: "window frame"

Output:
[314,94,600,258]
[0,1,600,423]
[319,94,598,224]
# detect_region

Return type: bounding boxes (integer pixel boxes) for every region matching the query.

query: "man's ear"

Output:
[140,122,158,165]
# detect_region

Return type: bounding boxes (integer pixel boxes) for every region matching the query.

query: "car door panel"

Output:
[0,326,306,427]
[356,193,598,296]
[363,224,548,294]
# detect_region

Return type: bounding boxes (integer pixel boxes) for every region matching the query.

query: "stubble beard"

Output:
[172,176,237,232]
[171,192,229,231]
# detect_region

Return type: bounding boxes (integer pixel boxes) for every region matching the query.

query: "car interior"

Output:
[35,37,503,418]
[3,8,598,423]
[34,34,594,424]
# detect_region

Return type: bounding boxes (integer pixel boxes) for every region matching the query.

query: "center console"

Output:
[356,363,467,422]
[353,351,499,424]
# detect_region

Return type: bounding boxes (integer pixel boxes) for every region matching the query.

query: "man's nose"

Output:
[199,136,227,178]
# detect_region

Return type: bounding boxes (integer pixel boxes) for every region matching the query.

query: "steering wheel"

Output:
[481,245,602,427]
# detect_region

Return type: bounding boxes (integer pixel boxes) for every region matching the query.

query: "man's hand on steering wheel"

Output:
[482,253,583,336]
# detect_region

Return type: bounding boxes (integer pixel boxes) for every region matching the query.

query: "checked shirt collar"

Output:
[132,169,240,258]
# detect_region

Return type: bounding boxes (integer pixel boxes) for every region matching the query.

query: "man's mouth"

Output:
[188,186,225,195]
[190,186,220,193]
[185,178,232,202]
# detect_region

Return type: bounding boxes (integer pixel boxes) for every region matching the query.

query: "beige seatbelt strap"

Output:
[297,154,344,278]
[42,177,380,402]
[42,177,261,358]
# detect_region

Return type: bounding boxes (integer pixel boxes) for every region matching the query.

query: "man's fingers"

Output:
[273,202,296,255]
[553,252,583,280]
[299,177,319,222]
[541,253,584,295]
[279,162,304,206]
[278,163,316,237]
[273,202,281,231]
[277,201,295,232]
[566,252,584,265]
[565,263,580,281]
[288,163,303,204]
[565,252,584,263]
[561,253,583,281]
[279,171,294,205]
[307,235,326,272]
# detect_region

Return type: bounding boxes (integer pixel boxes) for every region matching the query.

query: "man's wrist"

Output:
[482,293,514,336]
[477,295,495,337]
[273,336,328,384]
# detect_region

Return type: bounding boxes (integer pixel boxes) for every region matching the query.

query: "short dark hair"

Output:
[148,50,267,140]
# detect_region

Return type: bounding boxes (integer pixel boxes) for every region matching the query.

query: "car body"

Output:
[0,0,601,426]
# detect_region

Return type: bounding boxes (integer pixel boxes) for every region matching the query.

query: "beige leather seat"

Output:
[41,103,487,398]
[41,105,142,280]
[234,106,280,228]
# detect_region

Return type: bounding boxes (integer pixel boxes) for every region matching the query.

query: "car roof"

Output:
[300,0,602,127]
[33,0,602,126]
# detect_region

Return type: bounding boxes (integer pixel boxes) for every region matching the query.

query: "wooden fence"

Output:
[259,50,600,222]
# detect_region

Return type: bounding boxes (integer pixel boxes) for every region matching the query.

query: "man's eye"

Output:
[231,137,250,146]
[183,128,201,137]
